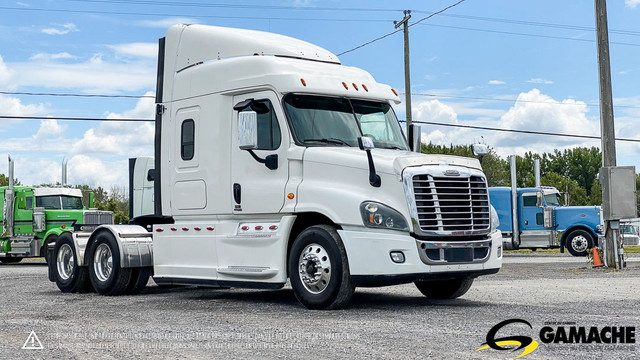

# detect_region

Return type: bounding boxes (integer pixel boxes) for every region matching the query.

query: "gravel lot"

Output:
[1,254,639,359]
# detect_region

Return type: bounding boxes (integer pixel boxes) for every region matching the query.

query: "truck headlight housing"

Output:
[360,201,409,231]
[490,205,500,233]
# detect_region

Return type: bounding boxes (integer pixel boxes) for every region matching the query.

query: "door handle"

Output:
[233,183,241,204]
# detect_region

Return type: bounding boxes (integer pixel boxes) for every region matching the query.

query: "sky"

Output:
[0,0,639,190]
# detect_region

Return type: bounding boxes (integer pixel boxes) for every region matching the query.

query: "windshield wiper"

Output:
[304,138,352,147]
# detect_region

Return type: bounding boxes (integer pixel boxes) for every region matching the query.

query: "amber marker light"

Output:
[362,84,368,92]
[342,81,348,89]
[300,78,307,86]
[287,193,295,199]
[391,88,398,96]
[352,83,358,91]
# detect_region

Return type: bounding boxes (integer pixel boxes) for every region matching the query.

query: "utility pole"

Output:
[594,0,620,268]
[394,10,412,127]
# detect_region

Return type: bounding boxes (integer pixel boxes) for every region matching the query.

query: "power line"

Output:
[400,120,640,143]
[0,91,154,99]
[337,0,468,56]
[0,6,392,22]
[416,23,640,47]
[408,92,640,110]
[0,115,151,122]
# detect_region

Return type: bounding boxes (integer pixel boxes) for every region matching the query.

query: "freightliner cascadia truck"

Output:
[1,155,113,264]
[47,24,502,309]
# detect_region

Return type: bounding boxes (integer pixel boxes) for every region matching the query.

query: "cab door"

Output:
[231,91,289,214]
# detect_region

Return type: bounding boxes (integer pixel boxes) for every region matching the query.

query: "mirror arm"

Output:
[366,150,381,187]
[245,149,278,170]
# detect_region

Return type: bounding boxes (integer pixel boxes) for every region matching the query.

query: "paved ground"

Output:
[1,254,639,359]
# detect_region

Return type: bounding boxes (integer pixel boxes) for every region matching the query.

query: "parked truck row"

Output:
[1,156,113,264]
[42,24,503,309]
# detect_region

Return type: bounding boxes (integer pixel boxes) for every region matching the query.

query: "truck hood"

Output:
[302,147,483,177]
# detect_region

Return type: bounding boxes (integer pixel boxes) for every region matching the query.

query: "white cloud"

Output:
[0,95,47,117]
[42,23,79,35]
[71,92,155,155]
[67,155,128,188]
[527,78,553,85]
[107,43,158,58]
[10,55,156,93]
[136,17,200,28]
[488,80,505,85]
[32,119,66,142]
[625,0,640,8]
[29,52,75,61]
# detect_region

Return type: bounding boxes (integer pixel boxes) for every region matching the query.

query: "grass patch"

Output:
[624,246,640,254]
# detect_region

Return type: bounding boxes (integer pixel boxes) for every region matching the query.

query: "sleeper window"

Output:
[181,119,195,160]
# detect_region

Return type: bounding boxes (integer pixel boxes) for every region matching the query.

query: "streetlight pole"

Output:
[395,10,412,128]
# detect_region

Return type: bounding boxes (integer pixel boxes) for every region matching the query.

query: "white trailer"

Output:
[48,24,502,309]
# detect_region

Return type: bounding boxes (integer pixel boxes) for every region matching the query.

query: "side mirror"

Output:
[536,191,543,208]
[358,136,375,151]
[472,143,489,157]
[238,111,258,150]
[407,124,421,152]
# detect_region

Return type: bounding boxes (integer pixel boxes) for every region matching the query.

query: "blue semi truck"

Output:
[489,186,602,256]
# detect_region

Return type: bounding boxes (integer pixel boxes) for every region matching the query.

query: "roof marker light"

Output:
[352,83,359,91]
[300,78,307,86]
[362,84,368,92]
[391,88,398,96]
[342,81,348,90]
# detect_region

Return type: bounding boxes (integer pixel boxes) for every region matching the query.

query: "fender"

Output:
[82,225,153,268]
[41,228,65,246]
[559,225,598,253]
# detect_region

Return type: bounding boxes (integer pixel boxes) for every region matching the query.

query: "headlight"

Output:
[360,201,409,231]
[490,205,500,233]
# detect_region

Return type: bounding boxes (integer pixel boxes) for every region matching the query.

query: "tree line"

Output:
[422,143,640,214]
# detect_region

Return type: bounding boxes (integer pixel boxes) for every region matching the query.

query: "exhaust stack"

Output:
[3,155,15,237]
[510,155,519,249]
[62,157,68,186]
[534,158,541,188]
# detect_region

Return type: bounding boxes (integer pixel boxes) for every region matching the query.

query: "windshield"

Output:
[283,94,409,150]
[621,225,637,235]
[36,195,84,210]
[544,193,561,206]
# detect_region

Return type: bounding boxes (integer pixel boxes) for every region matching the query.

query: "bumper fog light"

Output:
[390,251,405,264]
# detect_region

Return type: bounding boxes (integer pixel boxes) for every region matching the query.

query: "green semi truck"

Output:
[1,155,113,264]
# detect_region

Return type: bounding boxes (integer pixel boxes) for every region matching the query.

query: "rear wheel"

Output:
[565,230,593,257]
[88,232,132,296]
[53,234,92,293]
[414,278,474,299]
[125,267,152,294]
[288,225,354,310]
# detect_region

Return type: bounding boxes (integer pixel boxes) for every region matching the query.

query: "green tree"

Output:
[541,172,589,206]
[0,174,20,186]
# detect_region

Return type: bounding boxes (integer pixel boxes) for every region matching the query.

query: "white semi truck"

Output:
[47,24,502,309]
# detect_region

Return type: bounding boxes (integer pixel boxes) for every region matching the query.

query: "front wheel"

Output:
[565,230,594,257]
[88,232,132,296]
[414,278,474,299]
[288,225,354,310]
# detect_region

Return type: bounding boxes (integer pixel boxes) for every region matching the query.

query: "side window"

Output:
[181,119,195,160]
[239,100,281,150]
[522,195,537,207]
[26,197,33,209]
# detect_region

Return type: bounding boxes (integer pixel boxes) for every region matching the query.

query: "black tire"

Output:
[414,278,474,299]
[42,235,59,264]
[88,232,132,296]
[0,257,23,264]
[53,234,92,293]
[565,230,594,257]
[288,225,354,310]
[125,267,152,295]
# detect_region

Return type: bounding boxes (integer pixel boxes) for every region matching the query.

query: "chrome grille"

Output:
[413,174,490,234]
[83,211,114,225]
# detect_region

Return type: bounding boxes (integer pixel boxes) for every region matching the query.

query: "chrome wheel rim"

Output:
[93,243,113,282]
[56,244,74,280]
[571,235,588,253]
[298,243,331,294]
